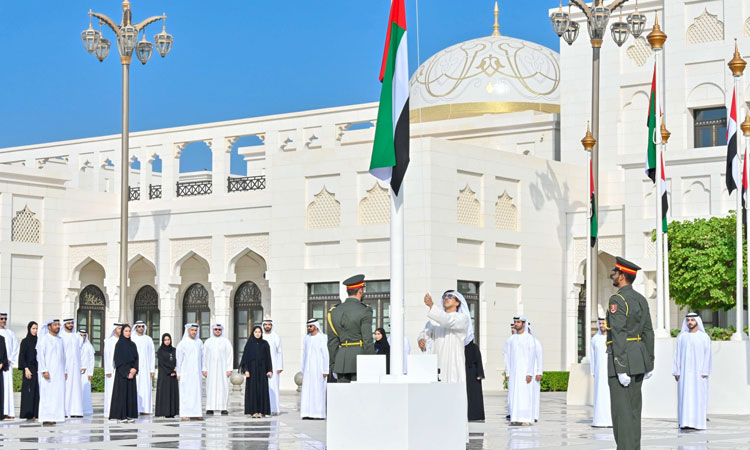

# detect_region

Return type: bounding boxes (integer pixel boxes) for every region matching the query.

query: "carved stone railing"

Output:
[128,187,140,201]
[149,184,162,199]
[227,175,266,193]
[176,180,212,197]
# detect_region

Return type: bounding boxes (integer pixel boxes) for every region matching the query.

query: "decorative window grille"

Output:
[11,206,41,243]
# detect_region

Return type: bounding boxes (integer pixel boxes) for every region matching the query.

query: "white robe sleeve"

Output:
[37,338,48,373]
[320,335,330,375]
[701,336,711,377]
[672,335,682,377]
[504,337,511,375]
[9,332,18,367]
[590,338,596,376]
[176,345,184,376]
[148,339,155,374]
[276,337,284,371]
[225,339,234,373]
[525,337,536,377]
[104,340,114,375]
[535,339,543,376]
[201,343,209,373]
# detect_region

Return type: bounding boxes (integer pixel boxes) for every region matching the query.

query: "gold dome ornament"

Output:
[661,119,671,144]
[729,39,747,77]
[582,122,596,151]
[491,2,501,37]
[741,114,750,137]
[647,12,667,50]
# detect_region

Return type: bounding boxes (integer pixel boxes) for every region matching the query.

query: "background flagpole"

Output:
[744,116,750,339]
[585,139,592,362]
[390,187,405,375]
[649,14,667,336]
[730,41,746,340]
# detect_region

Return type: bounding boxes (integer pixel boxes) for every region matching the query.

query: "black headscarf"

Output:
[24,321,37,346]
[158,333,173,352]
[113,325,139,368]
[240,326,267,367]
[18,321,38,372]
[374,327,390,355]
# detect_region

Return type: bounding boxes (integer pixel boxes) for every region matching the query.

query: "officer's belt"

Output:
[605,335,641,345]
[340,340,363,347]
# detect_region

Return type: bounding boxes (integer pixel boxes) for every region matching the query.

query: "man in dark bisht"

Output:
[240,325,273,418]
[465,339,485,421]
[19,321,39,420]
[155,333,179,418]
[109,324,139,423]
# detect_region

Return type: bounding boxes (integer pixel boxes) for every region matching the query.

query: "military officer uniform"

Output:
[606,257,655,450]
[327,275,374,383]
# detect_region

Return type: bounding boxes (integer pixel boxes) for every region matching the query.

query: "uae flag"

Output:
[589,159,597,247]
[370,0,410,195]
[727,89,739,194]
[644,63,669,232]
[743,148,748,233]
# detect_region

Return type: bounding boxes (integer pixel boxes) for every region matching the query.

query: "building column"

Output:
[161,143,181,201]
[211,281,233,334]
[159,283,180,343]
[211,137,234,196]
[139,149,152,202]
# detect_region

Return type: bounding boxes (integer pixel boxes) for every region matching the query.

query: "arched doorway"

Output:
[77,285,106,366]
[183,283,210,341]
[134,285,160,347]
[233,281,264,366]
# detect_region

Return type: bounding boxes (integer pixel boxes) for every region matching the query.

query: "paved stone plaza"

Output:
[1,391,749,449]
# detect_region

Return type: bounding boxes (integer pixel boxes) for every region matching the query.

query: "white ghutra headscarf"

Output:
[182,323,200,341]
[679,312,706,335]
[441,290,474,345]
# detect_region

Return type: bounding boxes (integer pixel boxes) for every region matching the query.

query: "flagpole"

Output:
[390,187,405,375]
[744,115,750,339]
[661,119,672,333]
[730,41,746,340]
[648,14,667,336]
[582,125,594,363]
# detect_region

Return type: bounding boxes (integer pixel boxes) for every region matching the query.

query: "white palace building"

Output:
[0,0,748,391]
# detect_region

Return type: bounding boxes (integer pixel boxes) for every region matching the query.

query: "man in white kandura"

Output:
[79,329,95,416]
[103,322,122,418]
[37,319,66,425]
[0,312,18,419]
[529,323,543,423]
[300,319,329,420]
[177,323,203,420]
[203,323,233,416]
[60,318,84,418]
[421,290,471,383]
[417,321,433,354]
[504,315,536,426]
[504,321,516,421]
[262,319,284,415]
[590,318,612,427]
[133,321,155,415]
[673,312,712,430]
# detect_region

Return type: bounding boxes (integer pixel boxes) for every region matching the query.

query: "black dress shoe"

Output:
[206,410,214,415]
[221,410,228,416]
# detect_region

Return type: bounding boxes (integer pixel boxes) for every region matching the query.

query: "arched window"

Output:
[77,285,106,367]
[134,285,160,347]
[183,283,210,341]
[233,281,264,367]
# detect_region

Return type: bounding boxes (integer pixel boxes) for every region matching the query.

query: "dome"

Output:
[410,34,561,123]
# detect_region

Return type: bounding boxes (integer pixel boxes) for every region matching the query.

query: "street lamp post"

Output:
[550,0,645,360]
[81,1,173,322]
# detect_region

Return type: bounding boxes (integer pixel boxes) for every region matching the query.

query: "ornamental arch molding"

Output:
[172,250,211,278]
[127,253,157,273]
[625,37,652,67]
[307,187,340,229]
[227,247,268,277]
[457,185,481,226]
[358,182,390,225]
[11,206,41,243]
[495,191,518,231]
[686,9,724,45]
[745,17,750,37]
[686,82,724,109]
[71,256,107,288]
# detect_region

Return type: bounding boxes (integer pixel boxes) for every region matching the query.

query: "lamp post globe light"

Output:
[548,0,646,361]
[81,1,173,322]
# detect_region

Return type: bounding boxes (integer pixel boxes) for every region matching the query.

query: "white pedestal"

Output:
[642,337,676,419]
[327,355,466,450]
[565,362,593,406]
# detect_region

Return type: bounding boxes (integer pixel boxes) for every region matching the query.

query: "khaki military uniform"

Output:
[327,297,374,382]
[606,284,655,450]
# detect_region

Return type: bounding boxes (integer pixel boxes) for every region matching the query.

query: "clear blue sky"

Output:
[0,1,559,173]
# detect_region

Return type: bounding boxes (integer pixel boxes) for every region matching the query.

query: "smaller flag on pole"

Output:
[727,89,739,194]
[660,158,669,233]
[589,158,597,247]
[743,147,748,234]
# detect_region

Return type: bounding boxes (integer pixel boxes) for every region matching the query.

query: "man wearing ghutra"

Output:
[61,318,83,418]
[421,290,472,383]
[132,321,155,415]
[673,312,712,430]
[202,323,233,416]
[591,318,612,428]
[300,319,328,419]
[0,312,18,419]
[176,323,203,420]
[79,329,95,416]
[505,315,536,426]
[262,319,284,415]
[36,319,66,425]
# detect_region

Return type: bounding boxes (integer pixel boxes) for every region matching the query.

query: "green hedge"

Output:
[502,371,570,392]
[12,367,105,393]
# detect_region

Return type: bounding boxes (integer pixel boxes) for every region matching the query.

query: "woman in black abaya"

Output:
[155,333,179,418]
[239,326,272,418]
[18,321,39,420]
[465,340,485,421]
[110,324,139,422]
[374,328,390,374]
